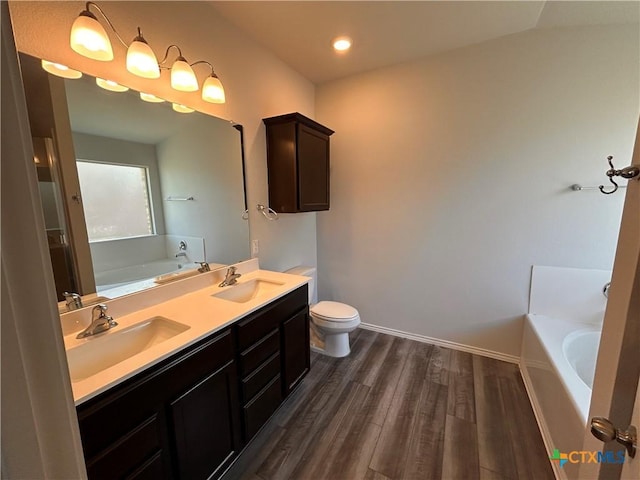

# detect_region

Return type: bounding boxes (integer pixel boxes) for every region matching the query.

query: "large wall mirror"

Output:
[19,53,250,307]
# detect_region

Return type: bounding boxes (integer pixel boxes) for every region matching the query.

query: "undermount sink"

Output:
[212,279,283,303]
[66,317,190,382]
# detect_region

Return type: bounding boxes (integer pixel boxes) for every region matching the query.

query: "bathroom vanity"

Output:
[64,265,310,480]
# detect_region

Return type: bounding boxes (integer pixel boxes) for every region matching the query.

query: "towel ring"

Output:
[257,204,279,221]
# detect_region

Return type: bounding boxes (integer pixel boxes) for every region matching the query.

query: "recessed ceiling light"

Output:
[332,36,352,52]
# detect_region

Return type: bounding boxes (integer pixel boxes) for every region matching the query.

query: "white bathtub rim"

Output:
[525,314,600,425]
[519,360,568,480]
[95,259,200,287]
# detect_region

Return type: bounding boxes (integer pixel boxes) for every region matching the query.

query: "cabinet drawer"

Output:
[243,375,282,439]
[237,286,307,350]
[242,352,280,402]
[86,415,161,480]
[239,328,279,376]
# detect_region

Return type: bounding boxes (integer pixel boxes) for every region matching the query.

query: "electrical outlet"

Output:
[251,239,259,257]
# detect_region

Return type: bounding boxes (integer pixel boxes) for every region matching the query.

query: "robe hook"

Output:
[599,155,640,195]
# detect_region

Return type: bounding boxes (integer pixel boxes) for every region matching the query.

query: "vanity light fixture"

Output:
[40,59,83,79]
[332,36,353,52]
[172,103,194,113]
[95,77,129,92]
[159,45,198,92]
[64,1,226,103]
[139,92,165,103]
[171,57,198,91]
[192,61,226,104]
[70,2,115,61]
[126,28,160,79]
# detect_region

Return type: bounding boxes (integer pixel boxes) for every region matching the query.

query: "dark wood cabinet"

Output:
[77,330,240,480]
[170,362,239,480]
[282,310,310,396]
[76,285,310,479]
[263,113,334,213]
[236,284,308,440]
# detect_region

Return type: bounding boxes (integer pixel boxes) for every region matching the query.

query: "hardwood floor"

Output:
[223,329,554,480]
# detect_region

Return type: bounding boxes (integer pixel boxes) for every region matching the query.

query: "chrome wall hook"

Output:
[599,177,619,195]
[256,204,279,221]
[599,155,640,195]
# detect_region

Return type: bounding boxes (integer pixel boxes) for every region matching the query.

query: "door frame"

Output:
[1,4,87,477]
[579,119,640,479]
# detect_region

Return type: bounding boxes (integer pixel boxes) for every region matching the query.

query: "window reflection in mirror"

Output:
[77,161,155,241]
[18,53,250,306]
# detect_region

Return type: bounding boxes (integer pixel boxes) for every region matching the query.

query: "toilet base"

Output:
[310,325,352,358]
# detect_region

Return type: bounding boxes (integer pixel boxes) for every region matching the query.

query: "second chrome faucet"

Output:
[219,266,241,287]
[76,304,118,339]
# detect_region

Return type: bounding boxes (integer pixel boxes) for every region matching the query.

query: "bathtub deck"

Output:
[223,329,555,480]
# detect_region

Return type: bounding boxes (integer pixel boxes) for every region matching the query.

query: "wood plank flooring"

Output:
[223,329,554,480]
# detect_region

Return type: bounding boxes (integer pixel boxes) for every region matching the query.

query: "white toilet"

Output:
[285,266,360,358]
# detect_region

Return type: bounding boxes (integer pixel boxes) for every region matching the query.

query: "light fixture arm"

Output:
[191,60,222,82]
[83,1,128,49]
[158,44,185,68]
[190,60,215,75]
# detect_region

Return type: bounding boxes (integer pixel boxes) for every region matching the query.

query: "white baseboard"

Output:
[358,322,519,364]
[519,361,565,480]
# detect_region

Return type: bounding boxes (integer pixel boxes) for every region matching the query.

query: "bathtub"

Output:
[521,313,602,480]
[95,259,199,290]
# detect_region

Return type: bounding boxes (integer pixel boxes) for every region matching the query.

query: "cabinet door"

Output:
[281,309,310,396]
[297,124,330,211]
[170,360,240,480]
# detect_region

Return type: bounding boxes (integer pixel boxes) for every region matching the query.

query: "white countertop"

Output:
[62,262,309,405]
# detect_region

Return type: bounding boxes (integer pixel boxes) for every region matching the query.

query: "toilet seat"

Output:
[310,301,359,322]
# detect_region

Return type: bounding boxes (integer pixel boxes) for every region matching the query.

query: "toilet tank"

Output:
[284,266,317,305]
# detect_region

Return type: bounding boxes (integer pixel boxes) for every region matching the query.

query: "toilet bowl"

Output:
[285,266,360,358]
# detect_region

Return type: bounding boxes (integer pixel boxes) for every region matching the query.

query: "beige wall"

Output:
[316,25,639,357]
[9,0,317,272]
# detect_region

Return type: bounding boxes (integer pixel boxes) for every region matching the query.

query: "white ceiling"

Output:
[210,1,640,84]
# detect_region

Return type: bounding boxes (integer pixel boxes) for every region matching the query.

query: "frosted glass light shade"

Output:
[41,60,82,79]
[202,75,225,104]
[96,78,129,92]
[139,92,165,103]
[171,58,198,92]
[70,12,113,61]
[172,103,194,113]
[127,37,160,79]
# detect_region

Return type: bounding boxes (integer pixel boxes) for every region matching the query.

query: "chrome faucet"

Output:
[176,240,188,258]
[63,291,83,311]
[603,282,611,299]
[219,266,241,287]
[198,262,211,273]
[76,304,118,339]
